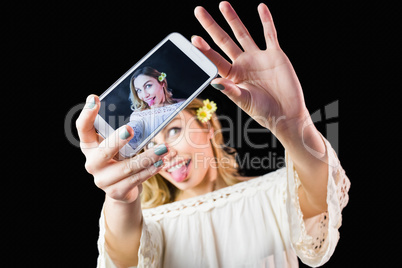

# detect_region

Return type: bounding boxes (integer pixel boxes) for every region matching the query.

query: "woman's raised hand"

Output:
[193,2,309,138]
[76,95,173,203]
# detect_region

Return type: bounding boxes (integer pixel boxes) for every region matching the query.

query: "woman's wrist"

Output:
[274,109,309,146]
[275,108,326,166]
[105,194,142,213]
[104,195,143,231]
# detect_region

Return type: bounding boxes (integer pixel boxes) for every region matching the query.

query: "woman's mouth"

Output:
[145,97,156,106]
[166,159,191,172]
[165,159,191,183]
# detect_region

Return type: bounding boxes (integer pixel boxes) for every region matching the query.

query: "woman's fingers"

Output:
[93,143,171,189]
[194,6,243,61]
[103,161,162,202]
[191,35,232,78]
[84,125,133,173]
[76,95,102,150]
[97,125,134,160]
[257,3,279,49]
[102,147,176,202]
[219,1,259,51]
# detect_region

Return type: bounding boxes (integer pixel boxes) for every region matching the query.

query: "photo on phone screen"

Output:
[95,33,217,158]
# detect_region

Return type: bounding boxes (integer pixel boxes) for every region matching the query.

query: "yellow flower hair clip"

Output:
[197,99,217,123]
[203,99,217,113]
[158,72,167,82]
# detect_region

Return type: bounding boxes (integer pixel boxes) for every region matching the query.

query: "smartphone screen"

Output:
[95,33,217,157]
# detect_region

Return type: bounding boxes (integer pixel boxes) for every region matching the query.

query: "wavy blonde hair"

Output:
[141,98,241,209]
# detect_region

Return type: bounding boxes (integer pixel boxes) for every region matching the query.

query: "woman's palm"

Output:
[228,49,305,129]
[193,2,307,133]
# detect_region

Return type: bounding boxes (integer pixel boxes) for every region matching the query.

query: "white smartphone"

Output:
[94,32,218,158]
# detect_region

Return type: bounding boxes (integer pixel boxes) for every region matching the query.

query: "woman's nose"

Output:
[166,146,177,158]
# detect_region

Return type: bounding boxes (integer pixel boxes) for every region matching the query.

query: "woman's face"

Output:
[147,110,216,192]
[134,74,166,108]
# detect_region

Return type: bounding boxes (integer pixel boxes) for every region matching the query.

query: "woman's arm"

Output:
[76,95,171,266]
[192,2,329,218]
[103,196,143,267]
[277,112,329,218]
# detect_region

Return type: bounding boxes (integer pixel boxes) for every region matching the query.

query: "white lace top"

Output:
[127,101,184,149]
[97,137,350,267]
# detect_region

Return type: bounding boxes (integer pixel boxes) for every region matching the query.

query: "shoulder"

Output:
[130,109,147,116]
[129,111,144,122]
[170,99,185,108]
[130,109,154,120]
[155,102,184,114]
[234,175,259,182]
[173,98,186,103]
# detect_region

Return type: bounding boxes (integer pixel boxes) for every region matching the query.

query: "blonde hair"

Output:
[141,98,241,209]
[129,66,175,111]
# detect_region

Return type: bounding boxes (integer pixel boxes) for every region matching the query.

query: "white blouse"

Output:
[127,101,184,149]
[97,137,350,267]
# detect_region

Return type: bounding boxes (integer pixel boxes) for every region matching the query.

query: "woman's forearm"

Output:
[276,110,329,217]
[103,195,143,267]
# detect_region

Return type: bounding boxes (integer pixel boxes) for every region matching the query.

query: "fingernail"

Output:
[154,159,164,168]
[86,96,96,109]
[191,35,197,40]
[154,144,168,155]
[119,127,130,140]
[211,84,225,90]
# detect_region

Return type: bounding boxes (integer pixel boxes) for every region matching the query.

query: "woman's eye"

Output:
[136,88,142,93]
[145,83,152,89]
[146,141,156,150]
[168,127,180,137]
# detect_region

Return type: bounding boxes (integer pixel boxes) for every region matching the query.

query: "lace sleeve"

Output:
[285,136,350,267]
[96,206,164,268]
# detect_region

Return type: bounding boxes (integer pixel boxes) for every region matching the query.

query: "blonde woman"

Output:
[76,2,350,267]
[127,66,185,149]
[140,98,240,207]
[129,66,177,111]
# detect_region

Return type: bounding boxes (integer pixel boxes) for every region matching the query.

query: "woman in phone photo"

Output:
[127,66,185,149]
[76,2,350,267]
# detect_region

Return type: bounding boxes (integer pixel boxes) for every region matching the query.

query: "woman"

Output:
[129,66,177,110]
[76,2,350,267]
[127,66,184,149]
[140,98,241,206]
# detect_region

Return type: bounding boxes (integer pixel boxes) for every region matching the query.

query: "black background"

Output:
[9,0,399,267]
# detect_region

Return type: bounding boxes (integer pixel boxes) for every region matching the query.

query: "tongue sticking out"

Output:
[171,164,188,183]
[146,97,155,107]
